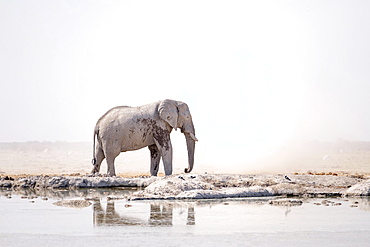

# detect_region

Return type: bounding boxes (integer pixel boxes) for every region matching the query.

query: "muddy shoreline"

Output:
[1,173,370,199]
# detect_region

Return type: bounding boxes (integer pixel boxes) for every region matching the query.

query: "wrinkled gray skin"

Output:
[91,99,198,177]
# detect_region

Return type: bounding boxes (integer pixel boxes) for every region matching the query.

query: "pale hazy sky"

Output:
[1,0,370,165]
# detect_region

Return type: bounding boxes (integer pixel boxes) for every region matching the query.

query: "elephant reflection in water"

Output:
[187,207,195,225]
[93,201,145,226]
[148,204,195,226]
[149,204,173,226]
[93,201,195,226]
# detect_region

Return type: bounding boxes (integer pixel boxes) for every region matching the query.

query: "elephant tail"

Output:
[91,127,99,165]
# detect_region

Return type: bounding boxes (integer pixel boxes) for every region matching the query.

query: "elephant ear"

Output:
[177,101,191,117]
[158,99,178,129]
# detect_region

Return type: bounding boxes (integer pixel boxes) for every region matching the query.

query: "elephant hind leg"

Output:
[91,147,105,174]
[106,154,118,177]
[148,144,161,176]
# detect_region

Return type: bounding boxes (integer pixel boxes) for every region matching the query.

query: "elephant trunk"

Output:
[184,132,196,173]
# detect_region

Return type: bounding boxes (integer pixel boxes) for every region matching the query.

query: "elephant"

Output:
[91,99,198,176]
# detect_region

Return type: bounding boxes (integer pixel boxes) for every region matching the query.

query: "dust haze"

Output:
[1,137,370,176]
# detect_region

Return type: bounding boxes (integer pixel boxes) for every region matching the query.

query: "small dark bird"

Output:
[285,175,291,181]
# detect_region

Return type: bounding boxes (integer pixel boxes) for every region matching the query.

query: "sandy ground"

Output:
[1,140,370,176]
[2,139,370,199]
[2,140,370,199]
[0,142,189,176]
[0,142,151,176]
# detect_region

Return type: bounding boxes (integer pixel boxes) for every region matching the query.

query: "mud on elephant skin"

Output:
[91,99,198,177]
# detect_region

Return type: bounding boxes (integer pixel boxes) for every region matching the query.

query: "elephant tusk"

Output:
[189,133,198,142]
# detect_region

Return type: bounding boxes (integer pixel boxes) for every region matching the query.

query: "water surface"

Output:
[1,189,370,247]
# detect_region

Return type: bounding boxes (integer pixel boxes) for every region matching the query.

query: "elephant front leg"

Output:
[153,127,173,176]
[161,144,173,176]
[148,144,161,176]
[153,138,173,176]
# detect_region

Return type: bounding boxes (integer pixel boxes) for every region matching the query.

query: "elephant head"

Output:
[159,99,198,173]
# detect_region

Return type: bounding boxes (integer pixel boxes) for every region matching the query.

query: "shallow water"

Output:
[1,189,370,247]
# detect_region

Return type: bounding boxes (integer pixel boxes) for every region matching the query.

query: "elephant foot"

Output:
[91,166,100,174]
[107,172,116,177]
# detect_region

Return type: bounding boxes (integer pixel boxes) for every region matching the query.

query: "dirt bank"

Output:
[1,173,370,199]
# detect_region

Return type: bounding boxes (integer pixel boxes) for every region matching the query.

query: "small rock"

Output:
[53,199,92,208]
[269,199,303,206]
[85,197,99,201]
[107,196,125,201]
[4,176,14,181]
[321,200,329,205]
[303,194,314,198]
